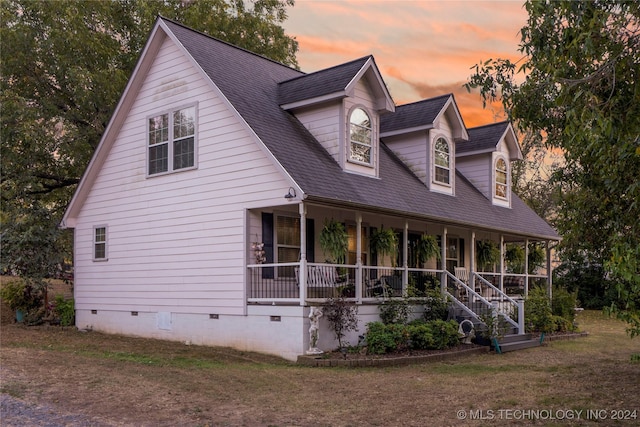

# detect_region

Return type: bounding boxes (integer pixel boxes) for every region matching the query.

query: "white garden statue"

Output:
[306,306,324,355]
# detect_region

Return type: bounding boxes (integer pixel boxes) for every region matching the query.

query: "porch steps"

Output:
[492,334,542,353]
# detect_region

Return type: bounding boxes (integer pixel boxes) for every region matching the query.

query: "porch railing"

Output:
[247,263,525,334]
[247,263,441,302]
[476,272,549,297]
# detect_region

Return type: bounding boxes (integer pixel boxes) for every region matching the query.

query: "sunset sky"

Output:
[283,0,529,127]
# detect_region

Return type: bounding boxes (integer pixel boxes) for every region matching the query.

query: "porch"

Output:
[246,203,556,336]
[247,262,551,335]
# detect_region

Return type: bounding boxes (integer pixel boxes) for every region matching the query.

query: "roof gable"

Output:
[458,121,522,160]
[62,22,169,227]
[380,94,468,139]
[278,56,394,112]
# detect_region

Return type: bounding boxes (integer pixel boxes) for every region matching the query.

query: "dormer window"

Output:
[495,157,508,198]
[434,137,451,185]
[349,108,372,165]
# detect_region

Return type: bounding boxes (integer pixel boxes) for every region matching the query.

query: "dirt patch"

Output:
[1,311,639,426]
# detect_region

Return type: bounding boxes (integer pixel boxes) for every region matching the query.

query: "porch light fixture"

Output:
[284,187,296,199]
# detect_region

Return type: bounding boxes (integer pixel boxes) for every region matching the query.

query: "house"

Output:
[61,17,560,361]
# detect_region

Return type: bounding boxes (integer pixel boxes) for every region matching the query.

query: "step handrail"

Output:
[445,271,519,331]
[472,272,519,305]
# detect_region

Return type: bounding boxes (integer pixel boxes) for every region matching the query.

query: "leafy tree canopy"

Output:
[0,0,298,278]
[467,0,639,336]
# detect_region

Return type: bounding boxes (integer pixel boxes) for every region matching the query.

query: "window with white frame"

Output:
[276,215,300,277]
[93,226,107,261]
[148,105,196,175]
[349,107,373,164]
[434,137,451,185]
[495,157,508,199]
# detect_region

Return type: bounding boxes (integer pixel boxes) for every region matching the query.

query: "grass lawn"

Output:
[1,310,639,426]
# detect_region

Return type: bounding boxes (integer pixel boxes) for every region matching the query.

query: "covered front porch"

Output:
[245,202,557,334]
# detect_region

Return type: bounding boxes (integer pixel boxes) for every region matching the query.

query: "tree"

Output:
[1,0,298,277]
[466,1,640,336]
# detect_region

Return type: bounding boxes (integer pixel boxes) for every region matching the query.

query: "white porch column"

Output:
[518,299,525,335]
[355,213,363,304]
[441,227,448,293]
[403,220,409,295]
[299,202,307,306]
[524,238,529,297]
[470,232,476,275]
[546,240,553,301]
[499,234,505,296]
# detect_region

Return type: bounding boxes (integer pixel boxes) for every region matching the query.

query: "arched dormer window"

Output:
[349,108,372,165]
[495,157,508,199]
[434,137,451,185]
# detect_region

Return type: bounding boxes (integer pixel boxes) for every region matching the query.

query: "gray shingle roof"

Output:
[278,56,371,106]
[163,19,558,240]
[380,95,451,134]
[459,121,509,153]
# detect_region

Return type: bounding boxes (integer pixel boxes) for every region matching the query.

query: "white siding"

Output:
[73,37,291,316]
[457,155,491,199]
[293,102,342,164]
[384,133,428,182]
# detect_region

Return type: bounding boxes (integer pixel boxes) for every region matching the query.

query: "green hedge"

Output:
[365,319,460,354]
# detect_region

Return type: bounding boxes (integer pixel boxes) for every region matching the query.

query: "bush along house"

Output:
[61,17,560,360]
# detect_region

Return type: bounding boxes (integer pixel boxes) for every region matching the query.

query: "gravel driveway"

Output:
[1,394,110,427]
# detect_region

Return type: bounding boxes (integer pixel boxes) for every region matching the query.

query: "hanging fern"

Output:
[319,219,348,264]
[371,227,399,266]
[476,240,500,272]
[415,234,441,265]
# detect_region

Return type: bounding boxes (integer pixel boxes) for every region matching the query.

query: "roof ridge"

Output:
[467,120,510,131]
[394,93,452,109]
[278,55,372,85]
[159,15,301,74]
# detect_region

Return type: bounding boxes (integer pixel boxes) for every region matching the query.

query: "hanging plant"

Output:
[505,244,525,273]
[319,219,348,264]
[415,234,441,265]
[370,226,399,267]
[527,243,546,274]
[476,240,500,272]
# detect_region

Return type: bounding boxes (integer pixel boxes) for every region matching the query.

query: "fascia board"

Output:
[456,149,494,158]
[435,96,469,140]
[345,57,395,113]
[304,196,560,241]
[60,21,167,228]
[502,124,523,160]
[280,91,346,110]
[380,124,434,138]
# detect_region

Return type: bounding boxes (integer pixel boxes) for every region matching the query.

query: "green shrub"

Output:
[430,319,460,349]
[551,285,578,325]
[54,295,75,326]
[379,299,411,325]
[365,322,406,354]
[407,321,435,350]
[366,319,460,354]
[422,288,450,321]
[525,286,554,333]
[551,315,575,333]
